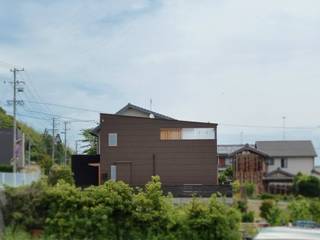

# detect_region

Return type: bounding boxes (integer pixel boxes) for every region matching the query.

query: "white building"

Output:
[256,140,317,176]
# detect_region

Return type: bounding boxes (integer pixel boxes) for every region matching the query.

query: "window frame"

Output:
[108,133,118,147]
[281,158,288,168]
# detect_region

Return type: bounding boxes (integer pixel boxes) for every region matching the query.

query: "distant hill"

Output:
[0,107,69,164]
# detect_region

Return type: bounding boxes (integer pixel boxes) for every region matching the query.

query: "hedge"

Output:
[2,176,242,240]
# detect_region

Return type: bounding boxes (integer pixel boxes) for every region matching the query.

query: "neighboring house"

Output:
[232,140,317,194]
[0,128,25,168]
[256,141,316,175]
[231,144,269,193]
[72,103,226,196]
[217,144,255,171]
[311,167,320,178]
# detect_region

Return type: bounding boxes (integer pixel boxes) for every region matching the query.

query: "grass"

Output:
[2,228,44,240]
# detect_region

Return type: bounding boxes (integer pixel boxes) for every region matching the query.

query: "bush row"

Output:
[259,197,320,226]
[2,176,241,240]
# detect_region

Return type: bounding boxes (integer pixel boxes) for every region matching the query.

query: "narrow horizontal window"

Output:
[160,128,215,140]
[108,133,117,146]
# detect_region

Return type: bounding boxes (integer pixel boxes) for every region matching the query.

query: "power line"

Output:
[24,100,101,113]
[219,123,317,130]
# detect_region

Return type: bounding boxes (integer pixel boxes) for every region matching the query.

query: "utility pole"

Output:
[75,140,82,154]
[62,121,70,165]
[28,138,32,165]
[52,118,56,163]
[10,67,24,173]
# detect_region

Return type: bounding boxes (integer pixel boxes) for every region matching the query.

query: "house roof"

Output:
[256,140,317,158]
[116,103,174,120]
[218,144,247,156]
[230,144,269,157]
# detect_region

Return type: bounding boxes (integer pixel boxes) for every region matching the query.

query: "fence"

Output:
[0,171,41,187]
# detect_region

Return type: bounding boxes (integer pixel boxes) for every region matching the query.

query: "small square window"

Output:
[108,133,117,147]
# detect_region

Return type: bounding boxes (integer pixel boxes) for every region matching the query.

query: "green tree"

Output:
[293,173,320,197]
[47,164,74,186]
[81,129,98,155]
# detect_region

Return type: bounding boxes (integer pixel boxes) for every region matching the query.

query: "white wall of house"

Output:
[267,157,314,175]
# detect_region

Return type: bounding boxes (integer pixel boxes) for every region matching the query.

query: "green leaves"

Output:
[4,177,242,240]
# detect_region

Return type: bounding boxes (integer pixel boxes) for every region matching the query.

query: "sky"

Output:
[0,0,320,162]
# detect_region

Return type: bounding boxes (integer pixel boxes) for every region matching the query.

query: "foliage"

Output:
[81,128,98,155]
[47,164,74,186]
[293,173,320,197]
[309,199,320,223]
[0,164,13,172]
[288,198,312,222]
[259,200,288,226]
[0,107,71,169]
[232,180,240,193]
[2,179,49,230]
[235,200,247,213]
[3,177,242,240]
[242,211,255,223]
[3,227,38,240]
[182,196,241,240]
[243,182,255,198]
[260,200,275,220]
[218,166,233,184]
[38,154,53,175]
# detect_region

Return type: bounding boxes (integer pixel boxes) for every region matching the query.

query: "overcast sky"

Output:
[0,0,320,160]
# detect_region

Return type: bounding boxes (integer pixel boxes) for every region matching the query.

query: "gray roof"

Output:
[218,144,246,155]
[230,144,269,157]
[116,103,174,120]
[256,140,317,157]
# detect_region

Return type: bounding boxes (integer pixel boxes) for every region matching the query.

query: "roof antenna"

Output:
[149,98,152,111]
[282,116,286,140]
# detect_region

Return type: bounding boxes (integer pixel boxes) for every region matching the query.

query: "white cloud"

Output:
[1,0,320,154]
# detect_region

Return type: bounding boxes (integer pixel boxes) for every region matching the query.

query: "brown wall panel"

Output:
[100,114,218,186]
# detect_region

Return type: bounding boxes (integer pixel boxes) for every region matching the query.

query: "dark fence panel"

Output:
[162,184,232,198]
[71,155,100,187]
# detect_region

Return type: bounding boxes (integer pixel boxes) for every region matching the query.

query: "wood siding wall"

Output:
[99,114,218,186]
[234,152,267,193]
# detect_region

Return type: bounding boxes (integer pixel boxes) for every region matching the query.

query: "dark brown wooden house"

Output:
[72,103,228,196]
[98,113,218,186]
[231,144,269,194]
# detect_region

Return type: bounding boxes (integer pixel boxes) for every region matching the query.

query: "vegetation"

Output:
[293,173,320,197]
[0,107,71,167]
[243,182,255,198]
[259,200,288,226]
[218,166,233,184]
[2,176,241,240]
[0,164,13,172]
[81,128,98,155]
[47,164,74,186]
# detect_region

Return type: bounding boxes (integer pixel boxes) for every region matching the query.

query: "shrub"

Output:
[260,200,275,220]
[244,182,255,198]
[235,200,248,213]
[293,173,320,197]
[38,154,53,175]
[3,179,48,231]
[259,193,275,200]
[0,164,13,172]
[288,198,312,222]
[259,199,288,226]
[3,177,242,240]
[183,195,241,240]
[310,199,320,223]
[242,211,255,223]
[47,164,74,186]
